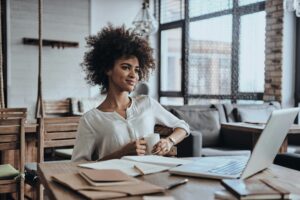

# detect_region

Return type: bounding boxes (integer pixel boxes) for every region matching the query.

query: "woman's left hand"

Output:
[152,138,173,155]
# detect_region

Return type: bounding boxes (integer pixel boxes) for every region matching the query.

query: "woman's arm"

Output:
[152,127,187,155]
[99,139,147,161]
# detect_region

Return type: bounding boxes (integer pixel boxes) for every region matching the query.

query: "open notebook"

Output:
[79,156,192,176]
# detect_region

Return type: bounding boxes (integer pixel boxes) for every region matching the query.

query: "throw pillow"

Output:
[171,108,221,147]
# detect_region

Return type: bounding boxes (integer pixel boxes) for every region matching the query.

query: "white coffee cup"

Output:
[144,133,160,155]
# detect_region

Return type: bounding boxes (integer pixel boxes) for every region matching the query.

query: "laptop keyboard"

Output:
[208,159,247,175]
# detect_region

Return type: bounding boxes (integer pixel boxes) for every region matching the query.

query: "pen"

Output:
[166,178,189,190]
[134,164,145,175]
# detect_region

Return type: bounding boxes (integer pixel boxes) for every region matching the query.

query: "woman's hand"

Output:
[122,139,147,156]
[152,138,173,156]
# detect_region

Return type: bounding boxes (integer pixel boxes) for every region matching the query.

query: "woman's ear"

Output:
[106,69,112,76]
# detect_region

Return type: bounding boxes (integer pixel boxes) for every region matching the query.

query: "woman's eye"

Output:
[122,66,130,70]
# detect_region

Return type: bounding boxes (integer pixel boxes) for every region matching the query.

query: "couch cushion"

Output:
[223,102,280,123]
[171,108,221,147]
[237,106,277,123]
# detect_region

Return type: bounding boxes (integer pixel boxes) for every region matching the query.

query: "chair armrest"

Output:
[191,131,203,157]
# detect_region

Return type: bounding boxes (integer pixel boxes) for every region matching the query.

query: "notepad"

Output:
[221,179,290,200]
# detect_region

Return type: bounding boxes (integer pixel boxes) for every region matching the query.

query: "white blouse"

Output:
[71,95,190,161]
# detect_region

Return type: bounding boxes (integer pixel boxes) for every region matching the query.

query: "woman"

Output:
[72,25,190,161]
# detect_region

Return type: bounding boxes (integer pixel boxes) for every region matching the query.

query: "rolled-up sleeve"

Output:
[71,118,96,161]
[150,97,190,136]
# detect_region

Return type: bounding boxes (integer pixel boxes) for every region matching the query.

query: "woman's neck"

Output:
[99,90,131,112]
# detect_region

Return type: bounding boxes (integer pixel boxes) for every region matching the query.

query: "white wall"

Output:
[7,0,90,121]
[90,0,158,99]
[282,10,296,108]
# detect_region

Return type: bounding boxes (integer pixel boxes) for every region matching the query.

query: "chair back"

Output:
[0,108,27,163]
[37,116,80,162]
[0,108,27,200]
[43,99,72,117]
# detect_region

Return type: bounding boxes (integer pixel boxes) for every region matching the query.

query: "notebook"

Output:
[169,108,300,179]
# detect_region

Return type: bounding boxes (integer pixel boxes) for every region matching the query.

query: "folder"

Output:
[52,172,164,199]
[79,169,138,186]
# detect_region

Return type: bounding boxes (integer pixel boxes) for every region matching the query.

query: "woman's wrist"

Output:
[167,136,176,146]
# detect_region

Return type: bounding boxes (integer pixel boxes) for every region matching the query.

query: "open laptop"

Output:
[169,108,300,179]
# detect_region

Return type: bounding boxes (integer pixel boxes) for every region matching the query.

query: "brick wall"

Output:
[264,0,284,102]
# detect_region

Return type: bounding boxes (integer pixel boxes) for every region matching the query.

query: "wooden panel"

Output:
[44,99,71,114]
[44,116,80,124]
[0,179,16,185]
[0,135,18,142]
[0,142,19,150]
[0,108,27,113]
[45,124,78,132]
[0,119,21,125]
[44,139,76,148]
[0,125,20,134]
[45,132,76,140]
[0,183,17,193]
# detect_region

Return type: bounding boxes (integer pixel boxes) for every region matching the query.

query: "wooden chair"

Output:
[37,116,80,162]
[0,108,27,200]
[25,116,80,200]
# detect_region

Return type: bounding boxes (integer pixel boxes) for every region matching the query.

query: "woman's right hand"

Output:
[121,139,147,156]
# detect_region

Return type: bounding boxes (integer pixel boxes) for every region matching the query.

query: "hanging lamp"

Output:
[132,0,158,36]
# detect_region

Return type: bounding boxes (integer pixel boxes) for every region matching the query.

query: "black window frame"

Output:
[158,0,265,104]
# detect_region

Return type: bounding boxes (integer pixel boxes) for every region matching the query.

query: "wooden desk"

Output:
[221,123,300,153]
[38,161,300,200]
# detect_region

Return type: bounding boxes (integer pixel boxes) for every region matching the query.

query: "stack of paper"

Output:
[52,169,164,199]
[79,159,170,176]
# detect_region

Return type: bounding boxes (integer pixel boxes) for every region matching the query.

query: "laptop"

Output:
[169,108,300,179]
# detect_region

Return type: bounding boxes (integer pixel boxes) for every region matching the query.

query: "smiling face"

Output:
[106,56,140,93]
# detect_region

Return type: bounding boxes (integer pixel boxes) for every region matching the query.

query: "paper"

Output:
[79,159,170,176]
[122,155,192,167]
[79,169,132,182]
[143,196,175,200]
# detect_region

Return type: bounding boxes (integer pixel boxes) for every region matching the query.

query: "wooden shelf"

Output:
[23,38,79,48]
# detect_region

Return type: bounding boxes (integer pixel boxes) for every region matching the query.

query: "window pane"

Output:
[189,15,232,95]
[160,0,184,24]
[189,0,232,17]
[160,97,184,105]
[239,0,265,6]
[239,11,265,92]
[160,28,182,92]
[188,98,231,105]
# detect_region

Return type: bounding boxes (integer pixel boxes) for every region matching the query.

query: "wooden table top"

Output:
[37,161,300,200]
[221,122,300,134]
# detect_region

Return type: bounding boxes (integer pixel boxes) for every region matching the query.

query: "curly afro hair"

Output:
[81,24,156,93]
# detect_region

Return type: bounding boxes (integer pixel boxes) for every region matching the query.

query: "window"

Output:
[158,0,265,105]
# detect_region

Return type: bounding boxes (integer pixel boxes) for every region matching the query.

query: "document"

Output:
[79,159,170,176]
[121,155,193,167]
